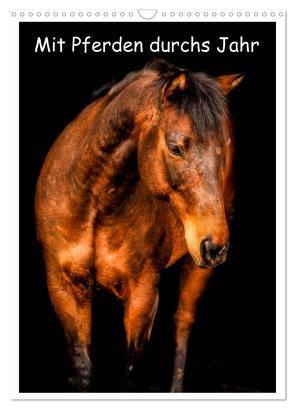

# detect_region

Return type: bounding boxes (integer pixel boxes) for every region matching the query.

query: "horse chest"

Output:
[94,205,187,291]
[94,221,163,282]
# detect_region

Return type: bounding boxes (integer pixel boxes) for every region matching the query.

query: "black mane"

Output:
[92,80,116,99]
[92,59,228,139]
[146,59,228,138]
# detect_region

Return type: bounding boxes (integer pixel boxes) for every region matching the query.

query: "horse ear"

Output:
[163,72,188,100]
[216,73,244,95]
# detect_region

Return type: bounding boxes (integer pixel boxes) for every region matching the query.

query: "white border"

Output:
[9,10,286,401]
[10,9,285,21]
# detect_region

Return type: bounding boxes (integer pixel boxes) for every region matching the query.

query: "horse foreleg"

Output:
[171,257,213,392]
[123,272,159,391]
[46,264,94,391]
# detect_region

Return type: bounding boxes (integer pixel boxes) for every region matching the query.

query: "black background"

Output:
[19,22,276,393]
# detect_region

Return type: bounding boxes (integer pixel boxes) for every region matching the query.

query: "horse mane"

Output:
[92,59,227,142]
[145,58,228,139]
[92,70,142,101]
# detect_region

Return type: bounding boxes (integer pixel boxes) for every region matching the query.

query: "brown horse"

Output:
[35,59,243,392]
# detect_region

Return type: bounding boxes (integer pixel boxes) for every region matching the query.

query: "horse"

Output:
[35,59,243,392]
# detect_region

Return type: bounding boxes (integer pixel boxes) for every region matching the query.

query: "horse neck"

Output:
[72,89,157,218]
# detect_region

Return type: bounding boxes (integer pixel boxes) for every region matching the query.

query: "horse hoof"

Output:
[68,374,91,392]
[124,374,137,392]
[170,382,183,393]
[124,382,136,392]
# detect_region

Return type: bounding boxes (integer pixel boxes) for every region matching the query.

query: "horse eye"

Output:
[168,144,183,156]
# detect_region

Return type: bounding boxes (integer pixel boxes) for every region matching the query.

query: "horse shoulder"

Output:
[35,99,109,273]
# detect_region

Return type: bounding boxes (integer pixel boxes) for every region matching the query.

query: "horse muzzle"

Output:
[188,239,229,268]
[183,219,230,268]
[199,238,230,267]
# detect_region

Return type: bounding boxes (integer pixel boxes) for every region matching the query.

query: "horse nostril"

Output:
[200,239,229,264]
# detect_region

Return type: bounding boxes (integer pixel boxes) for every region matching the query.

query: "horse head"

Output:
[138,60,243,268]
